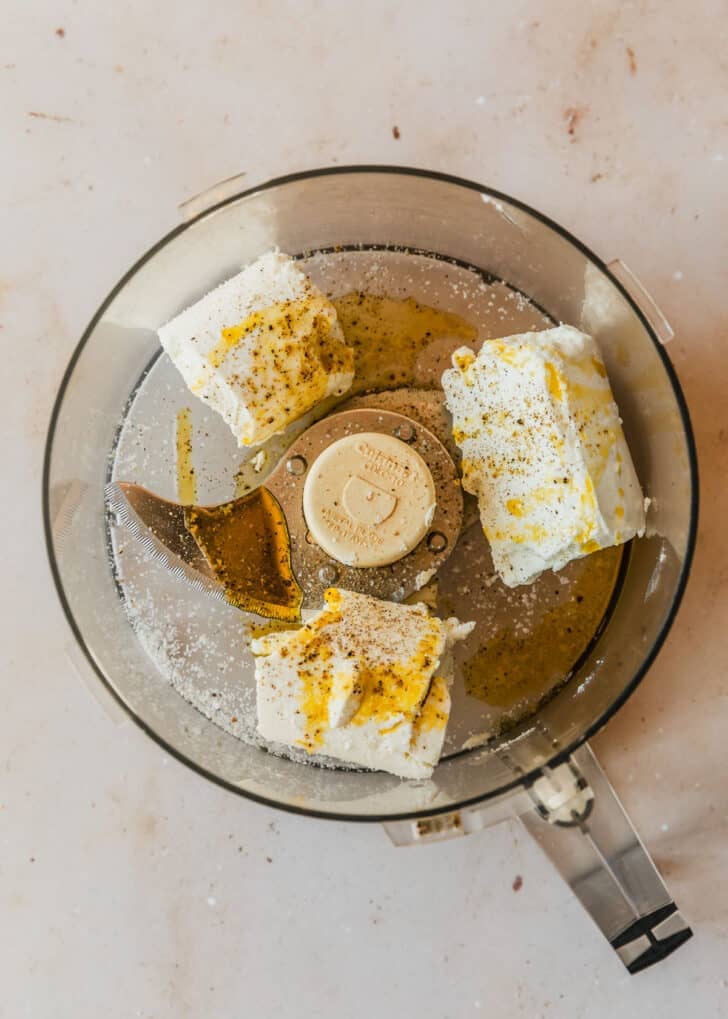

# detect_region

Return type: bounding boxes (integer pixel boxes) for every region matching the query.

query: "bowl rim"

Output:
[42,164,699,822]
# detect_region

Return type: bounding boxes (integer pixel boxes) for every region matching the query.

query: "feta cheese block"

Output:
[158,251,355,447]
[442,325,645,587]
[252,588,475,779]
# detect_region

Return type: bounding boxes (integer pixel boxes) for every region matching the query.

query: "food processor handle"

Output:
[518,742,693,972]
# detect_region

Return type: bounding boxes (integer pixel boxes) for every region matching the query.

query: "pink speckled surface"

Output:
[2,2,727,1016]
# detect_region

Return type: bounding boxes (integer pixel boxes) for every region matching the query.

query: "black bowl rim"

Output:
[42,164,699,823]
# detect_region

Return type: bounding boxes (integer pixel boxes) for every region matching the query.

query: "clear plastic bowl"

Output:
[43,167,697,821]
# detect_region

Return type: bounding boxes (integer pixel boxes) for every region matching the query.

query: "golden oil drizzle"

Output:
[332,292,477,392]
[462,545,623,723]
[175,407,197,504]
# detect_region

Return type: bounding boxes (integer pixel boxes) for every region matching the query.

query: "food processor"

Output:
[44,167,697,972]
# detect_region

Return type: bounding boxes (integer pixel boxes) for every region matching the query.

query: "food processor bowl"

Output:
[44,167,697,971]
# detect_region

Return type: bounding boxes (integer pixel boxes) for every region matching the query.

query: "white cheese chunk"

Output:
[442,325,645,587]
[158,251,355,447]
[252,588,474,779]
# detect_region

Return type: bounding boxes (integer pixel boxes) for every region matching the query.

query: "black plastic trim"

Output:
[612,903,694,973]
